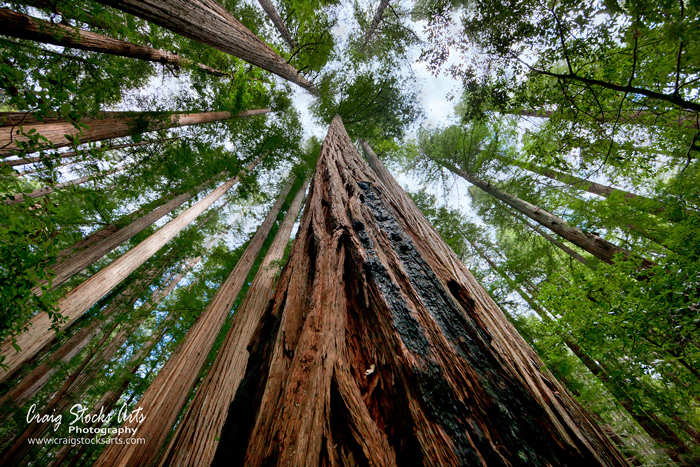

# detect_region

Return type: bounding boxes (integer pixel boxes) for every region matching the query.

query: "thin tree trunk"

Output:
[0,8,235,78]
[364,0,391,45]
[439,159,655,269]
[208,118,628,466]
[500,155,669,215]
[257,0,295,49]
[0,108,270,156]
[93,0,318,94]
[31,161,257,296]
[0,163,256,381]
[92,177,295,467]
[4,164,125,205]
[4,137,178,168]
[472,243,696,465]
[160,178,308,467]
[511,108,700,129]
[508,210,590,265]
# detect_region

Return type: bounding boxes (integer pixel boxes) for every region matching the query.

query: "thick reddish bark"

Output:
[209,117,628,466]
[257,0,295,49]
[93,0,318,94]
[439,160,655,270]
[92,178,295,467]
[160,178,308,467]
[0,163,256,381]
[0,9,234,78]
[0,109,270,155]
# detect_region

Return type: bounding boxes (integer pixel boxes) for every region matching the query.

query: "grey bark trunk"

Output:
[0,109,270,156]
[92,177,295,467]
[439,159,655,269]
[93,0,318,94]
[257,0,295,49]
[0,162,257,381]
[364,0,391,45]
[0,8,234,78]
[159,178,308,467]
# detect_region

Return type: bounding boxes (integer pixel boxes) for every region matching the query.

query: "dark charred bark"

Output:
[209,117,629,467]
[91,178,295,467]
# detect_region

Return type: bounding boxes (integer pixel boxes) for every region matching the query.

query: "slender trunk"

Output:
[364,0,391,45]
[4,164,125,205]
[257,0,295,49]
[500,155,669,215]
[160,178,308,467]
[4,137,178,168]
[32,162,256,295]
[209,118,628,466]
[439,159,655,269]
[472,244,698,466]
[0,162,257,381]
[0,9,235,78]
[508,210,590,265]
[92,177,295,467]
[93,0,318,94]
[0,108,270,156]
[510,108,700,129]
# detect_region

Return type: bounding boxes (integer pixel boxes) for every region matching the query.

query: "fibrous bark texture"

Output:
[209,117,628,467]
[92,177,295,467]
[257,0,295,49]
[160,178,308,467]
[93,0,318,94]
[0,109,270,155]
[0,9,233,78]
[0,163,256,381]
[440,160,655,270]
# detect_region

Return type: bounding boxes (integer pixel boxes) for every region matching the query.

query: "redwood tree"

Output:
[210,116,629,466]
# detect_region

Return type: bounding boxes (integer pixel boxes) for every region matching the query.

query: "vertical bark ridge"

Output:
[91,177,295,467]
[209,118,628,467]
[0,9,235,78]
[93,0,318,94]
[0,109,270,155]
[160,177,308,467]
[0,162,257,381]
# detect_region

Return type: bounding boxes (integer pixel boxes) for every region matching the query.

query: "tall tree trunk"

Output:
[507,210,590,265]
[92,177,295,467]
[0,215,228,421]
[0,108,270,156]
[4,137,178,168]
[471,243,696,466]
[364,0,391,45]
[4,164,126,205]
[510,108,700,129]
[499,155,669,215]
[31,160,257,296]
[208,117,628,466]
[438,159,655,269]
[0,163,256,381]
[0,8,235,78]
[257,0,295,49]
[160,178,308,467]
[93,0,318,94]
